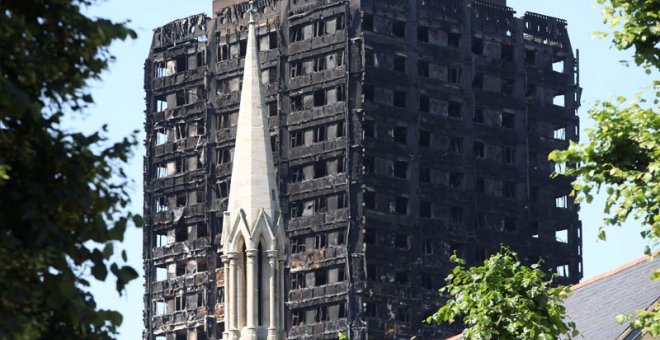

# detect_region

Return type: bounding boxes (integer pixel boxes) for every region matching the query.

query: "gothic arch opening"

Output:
[237,236,247,329]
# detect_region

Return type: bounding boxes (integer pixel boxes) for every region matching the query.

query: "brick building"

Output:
[142,0,583,339]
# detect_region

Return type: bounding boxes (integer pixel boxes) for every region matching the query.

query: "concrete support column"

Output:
[245,248,258,339]
[278,258,286,338]
[227,252,240,340]
[267,251,279,340]
[221,255,231,340]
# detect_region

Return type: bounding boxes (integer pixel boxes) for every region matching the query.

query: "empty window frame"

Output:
[423,238,433,255]
[553,93,566,107]
[393,91,406,108]
[450,137,464,154]
[290,130,305,147]
[364,229,376,245]
[473,140,485,158]
[419,94,430,112]
[503,146,516,164]
[364,189,376,210]
[394,271,409,286]
[363,120,375,138]
[362,13,374,31]
[449,171,464,189]
[266,31,278,50]
[448,101,462,119]
[473,108,484,123]
[397,307,410,322]
[555,195,569,209]
[450,207,464,224]
[363,84,374,102]
[154,96,167,112]
[314,306,329,322]
[292,309,305,325]
[475,177,485,193]
[392,20,405,38]
[392,160,409,179]
[418,26,429,42]
[217,148,233,164]
[155,163,168,179]
[218,44,229,61]
[552,57,566,73]
[553,127,567,140]
[525,49,536,65]
[504,182,516,199]
[363,156,374,174]
[313,56,326,72]
[174,123,187,140]
[392,125,407,144]
[313,126,327,143]
[239,40,247,57]
[174,295,186,311]
[291,272,306,289]
[557,264,570,278]
[314,234,327,249]
[501,44,514,61]
[422,272,433,289]
[315,269,328,286]
[394,196,408,215]
[449,65,462,84]
[472,37,484,55]
[155,129,168,145]
[418,60,429,77]
[419,166,431,183]
[502,78,515,95]
[290,25,304,42]
[154,61,167,78]
[419,130,431,147]
[154,231,168,248]
[448,32,461,48]
[291,238,305,253]
[472,72,484,89]
[154,300,166,315]
[394,234,409,250]
[218,181,230,199]
[420,200,432,218]
[155,196,168,213]
[313,21,325,37]
[501,111,515,129]
[393,55,406,73]
[556,227,569,243]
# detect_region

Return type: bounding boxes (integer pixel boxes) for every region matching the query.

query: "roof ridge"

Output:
[571,251,659,291]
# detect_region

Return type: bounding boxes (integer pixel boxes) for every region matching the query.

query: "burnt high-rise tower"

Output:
[143,0,582,339]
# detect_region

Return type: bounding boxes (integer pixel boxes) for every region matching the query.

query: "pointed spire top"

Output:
[247,0,257,25]
[223,0,280,233]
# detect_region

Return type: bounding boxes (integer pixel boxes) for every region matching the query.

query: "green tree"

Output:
[427,248,578,340]
[549,0,659,336]
[595,0,659,71]
[0,1,140,339]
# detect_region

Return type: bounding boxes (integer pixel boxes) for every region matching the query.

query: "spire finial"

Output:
[248,0,256,25]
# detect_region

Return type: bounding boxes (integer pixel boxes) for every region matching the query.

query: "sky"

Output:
[77,1,656,338]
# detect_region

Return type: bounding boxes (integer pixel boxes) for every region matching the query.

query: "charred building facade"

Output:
[143,0,582,339]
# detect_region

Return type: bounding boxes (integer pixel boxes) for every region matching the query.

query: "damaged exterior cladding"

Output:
[143,0,582,339]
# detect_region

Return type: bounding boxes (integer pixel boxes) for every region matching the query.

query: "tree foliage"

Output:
[549,92,660,251]
[0,1,140,338]
[550,0,660,336]
[596,0,659,70]
[426,248,577,340]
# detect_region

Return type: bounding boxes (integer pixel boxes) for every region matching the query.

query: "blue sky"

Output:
[78,1,656,338]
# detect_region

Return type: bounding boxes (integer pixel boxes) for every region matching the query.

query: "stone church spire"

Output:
[225,0,279,229]
[220,2,285,340]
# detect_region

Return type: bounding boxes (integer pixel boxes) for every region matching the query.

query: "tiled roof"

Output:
[564,254,660,339]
